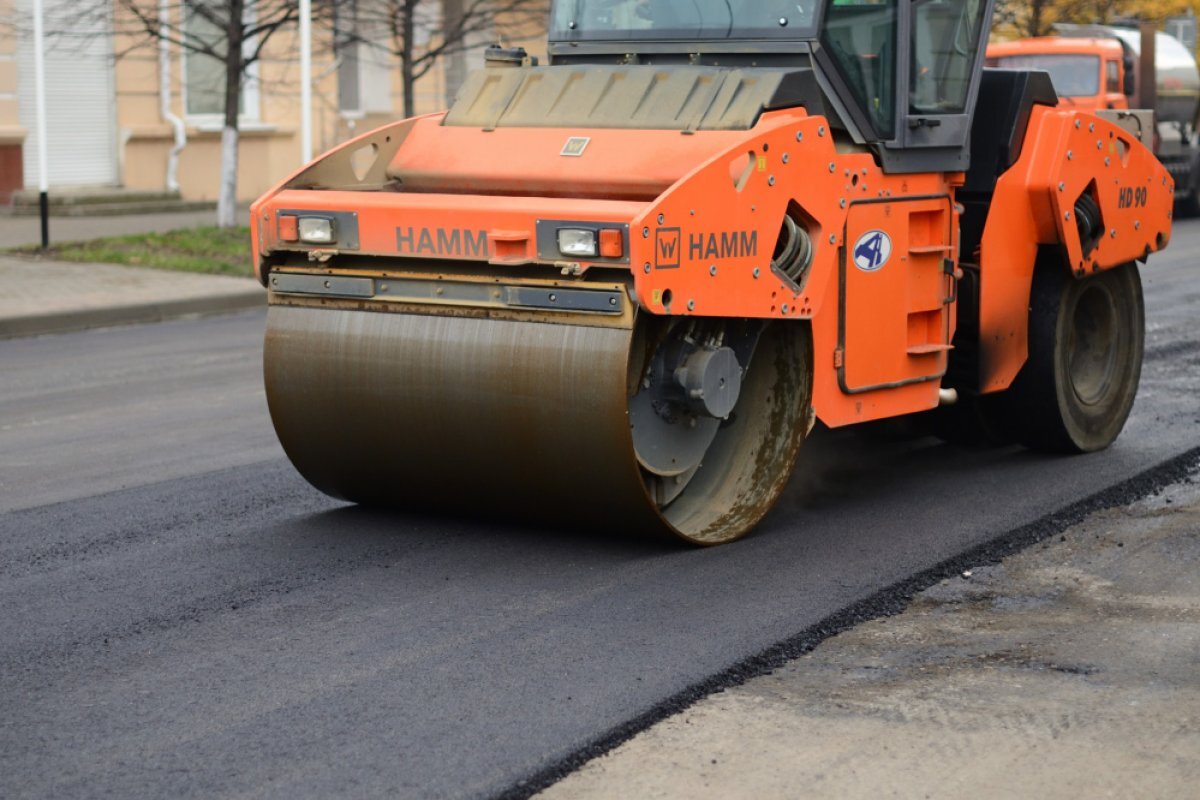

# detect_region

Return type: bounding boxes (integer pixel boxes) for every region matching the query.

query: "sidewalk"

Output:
[0,255,263,338]
[0,207,246,250]
[541,470,1200,799]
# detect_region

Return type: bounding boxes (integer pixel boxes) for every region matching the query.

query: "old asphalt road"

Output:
[2,222,1198,799]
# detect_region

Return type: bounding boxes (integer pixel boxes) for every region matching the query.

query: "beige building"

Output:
[0,0,545,207]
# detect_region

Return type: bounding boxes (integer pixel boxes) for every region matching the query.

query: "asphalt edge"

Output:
[494,445,1200,800]
[0,290,264,339]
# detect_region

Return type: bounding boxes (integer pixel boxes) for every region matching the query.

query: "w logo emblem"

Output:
[853,230,892,272]
[655,227,680,269]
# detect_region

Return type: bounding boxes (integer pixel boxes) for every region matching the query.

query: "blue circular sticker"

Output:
[852,230,892,272]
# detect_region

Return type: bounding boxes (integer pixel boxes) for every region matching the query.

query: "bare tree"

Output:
[350,0,548,119]
[109,1,322,227]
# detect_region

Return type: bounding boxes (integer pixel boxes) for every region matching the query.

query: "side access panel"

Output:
[840,197,956,394]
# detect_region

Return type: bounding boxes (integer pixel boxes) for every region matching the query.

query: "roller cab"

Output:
[251,0,1174,544]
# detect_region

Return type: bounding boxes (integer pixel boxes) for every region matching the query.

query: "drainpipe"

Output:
[159,0,186,193]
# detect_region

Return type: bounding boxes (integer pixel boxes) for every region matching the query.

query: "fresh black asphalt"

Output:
[2,223,1198,799]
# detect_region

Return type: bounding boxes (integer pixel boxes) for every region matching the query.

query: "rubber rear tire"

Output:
[996,262,1144,453]
[993,261,1142,453]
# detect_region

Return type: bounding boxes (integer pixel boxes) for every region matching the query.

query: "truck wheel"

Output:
[1176,157,1200,218]
[1177,187,1200,218]
[998,262,1144,453]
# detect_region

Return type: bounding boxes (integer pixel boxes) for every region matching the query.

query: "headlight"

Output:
[298,217,336,244]
[557,228,597,257]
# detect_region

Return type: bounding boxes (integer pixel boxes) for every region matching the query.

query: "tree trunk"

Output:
[401,0,416,118]
[1029,0,1046,38]
[218,0,245,229]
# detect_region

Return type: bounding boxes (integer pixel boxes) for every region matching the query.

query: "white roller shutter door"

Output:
[16,0,118,188]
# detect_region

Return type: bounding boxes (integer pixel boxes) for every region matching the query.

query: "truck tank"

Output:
[1112,28,1199,126]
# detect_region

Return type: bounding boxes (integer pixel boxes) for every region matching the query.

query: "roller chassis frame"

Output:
[254,102,1171,430]
[250,3,1175,542]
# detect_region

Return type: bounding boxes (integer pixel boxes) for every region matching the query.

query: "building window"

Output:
[182,1,260,123]
[335,2,362,114]
[335,0,395,117]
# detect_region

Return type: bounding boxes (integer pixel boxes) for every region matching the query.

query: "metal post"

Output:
[32,0,50,249]
[1139,22,1157,114]
[299,0,313,163]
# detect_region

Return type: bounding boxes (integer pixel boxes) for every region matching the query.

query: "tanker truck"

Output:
[988,24,1200,212]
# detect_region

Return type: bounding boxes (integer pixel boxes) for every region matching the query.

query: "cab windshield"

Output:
[993,54,1100,97]
[550,0,819,40]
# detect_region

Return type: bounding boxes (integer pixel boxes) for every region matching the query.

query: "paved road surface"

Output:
[2,223,1198,798]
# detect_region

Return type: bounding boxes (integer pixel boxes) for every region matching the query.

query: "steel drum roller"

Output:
[264,302,811,544]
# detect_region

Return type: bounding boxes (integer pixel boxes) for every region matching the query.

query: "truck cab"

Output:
[987,37,1129,111]
[987,27,1200,210]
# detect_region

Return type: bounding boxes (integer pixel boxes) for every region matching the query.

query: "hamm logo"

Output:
[853,230,892,272]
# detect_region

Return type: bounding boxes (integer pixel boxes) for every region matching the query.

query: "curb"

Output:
[0,289,265,339]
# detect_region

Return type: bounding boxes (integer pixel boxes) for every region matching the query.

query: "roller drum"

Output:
[264,302,811,544]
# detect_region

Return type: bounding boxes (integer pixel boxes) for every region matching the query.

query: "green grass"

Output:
[12,226,255,278]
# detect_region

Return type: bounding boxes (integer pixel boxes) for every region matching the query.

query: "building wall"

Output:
[5,1,549,206]
[0,0,24,202]
[110,5,311,204]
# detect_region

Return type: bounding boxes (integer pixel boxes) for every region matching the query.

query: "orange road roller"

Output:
[251,0,1173,545]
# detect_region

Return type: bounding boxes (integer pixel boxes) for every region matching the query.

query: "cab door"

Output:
[1104,59,1129,109]
[904,0,989,148]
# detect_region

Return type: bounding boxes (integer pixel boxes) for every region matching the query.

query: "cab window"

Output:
[1106,60,1120,93]
[910,0,985,114]
[823,0,898,135]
